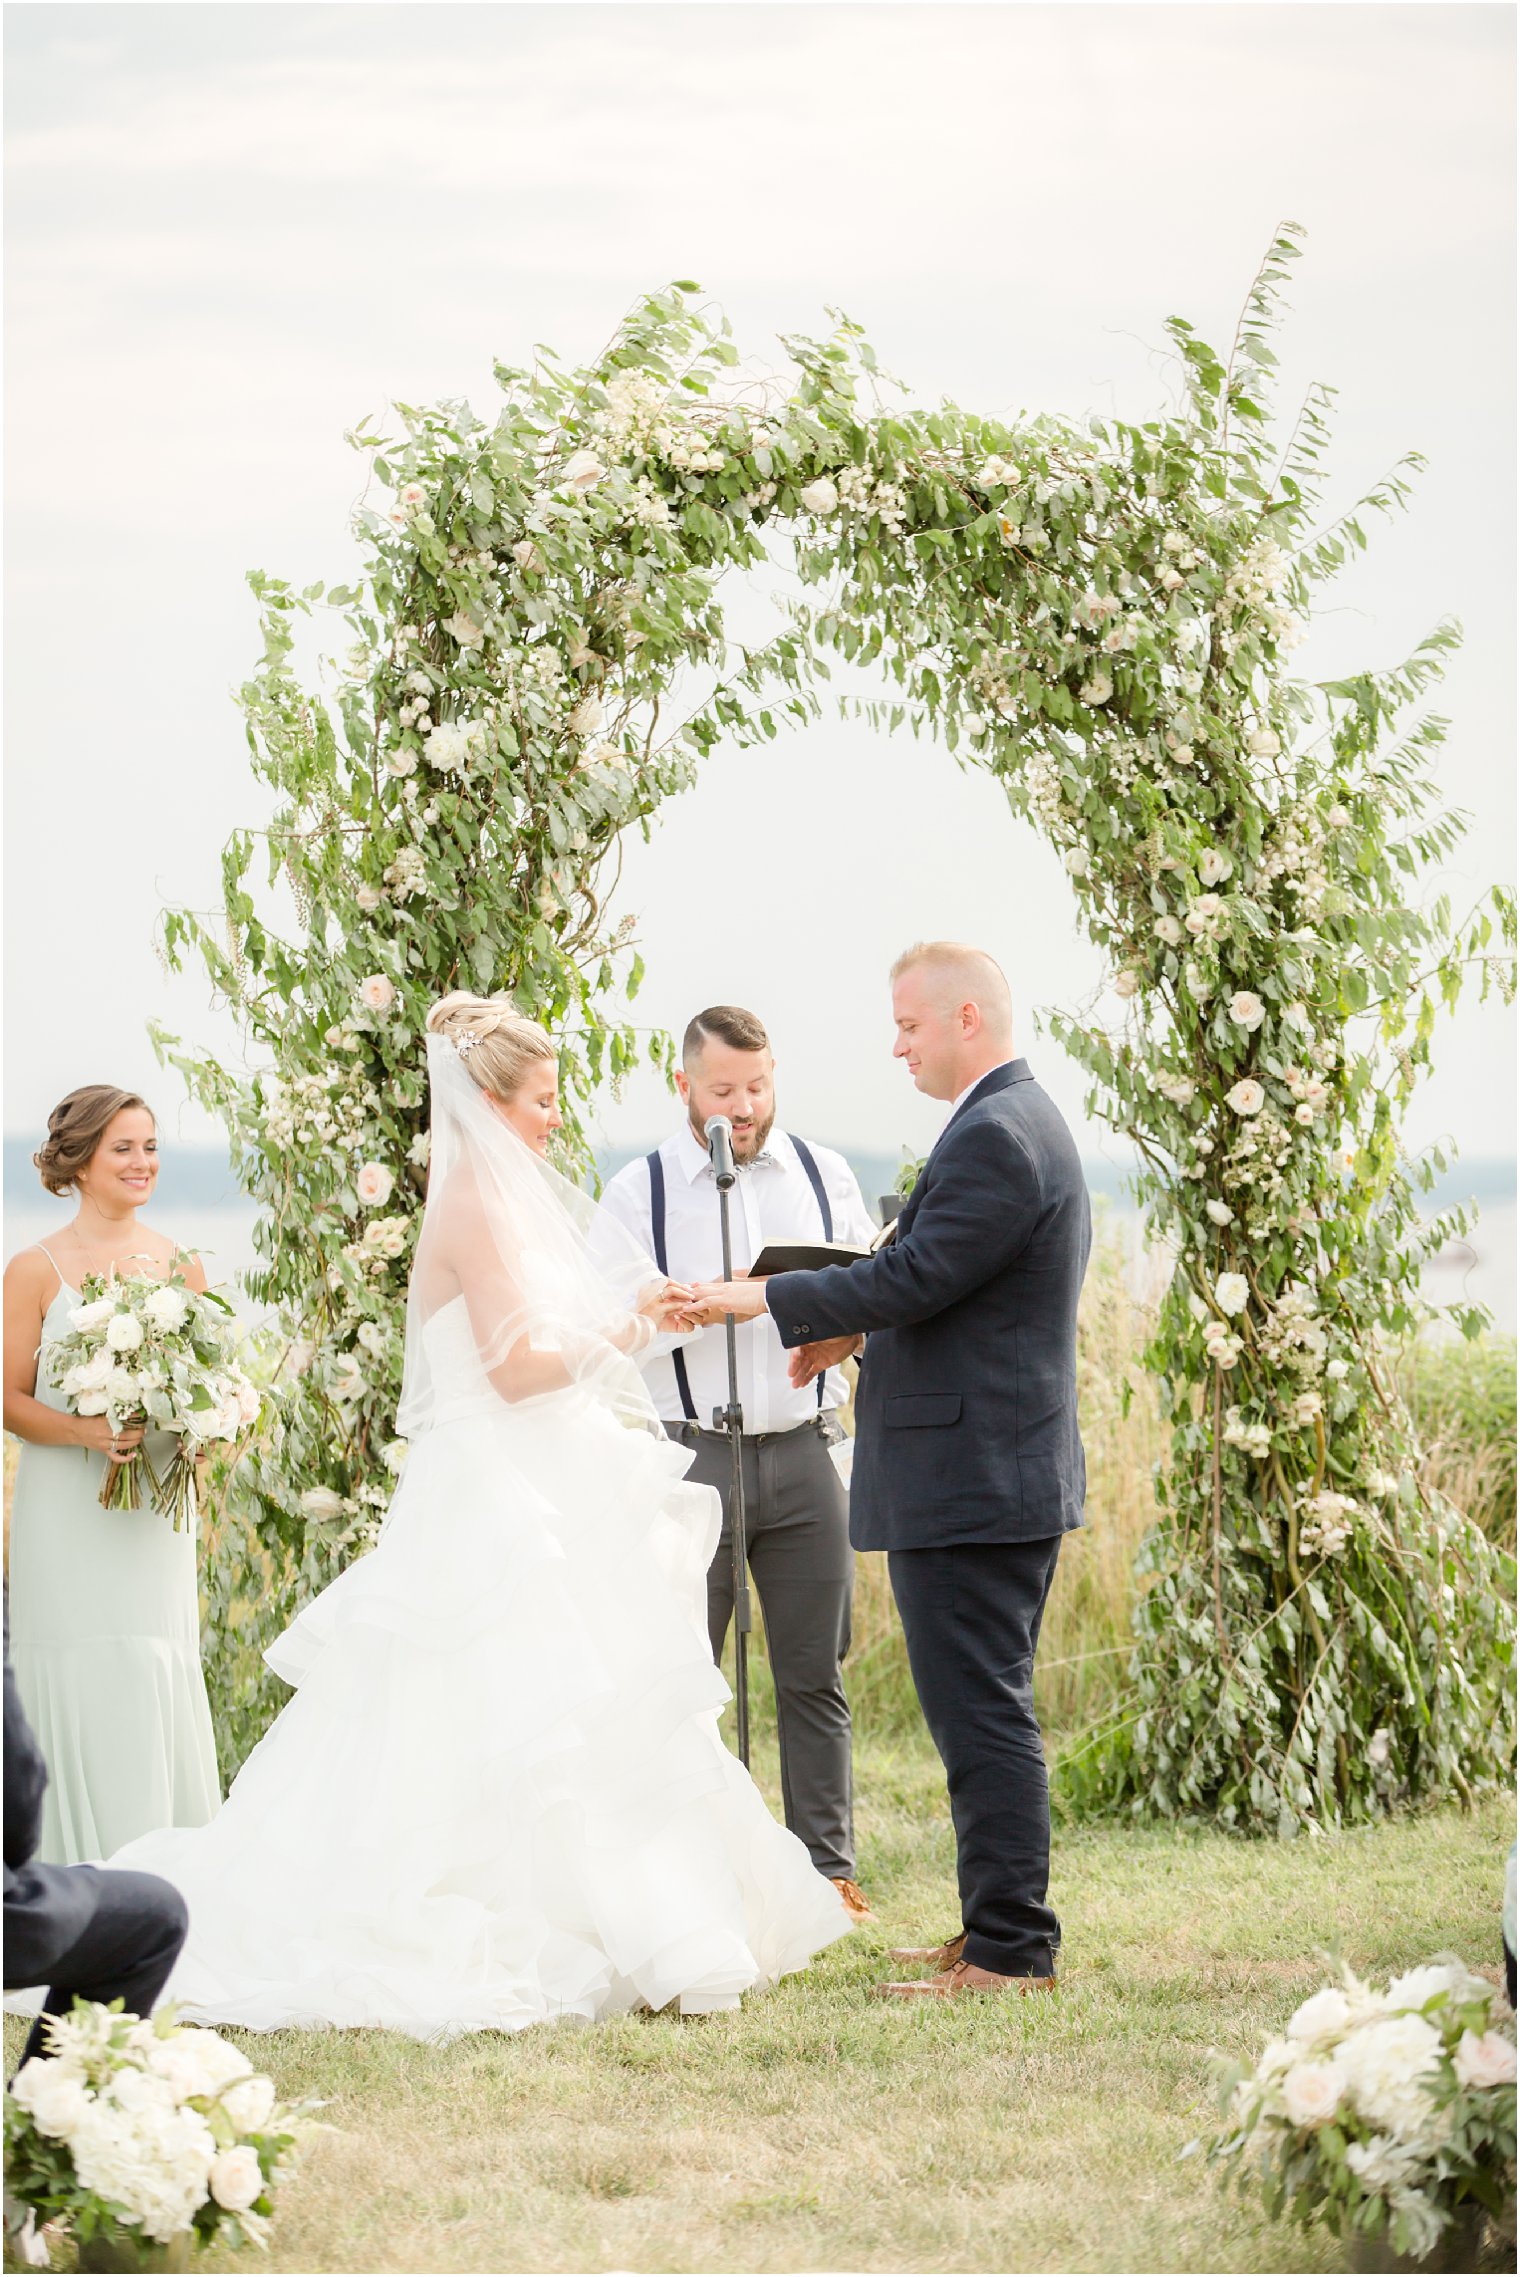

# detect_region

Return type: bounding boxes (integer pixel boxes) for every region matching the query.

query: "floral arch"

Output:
[162,228,1515,1831]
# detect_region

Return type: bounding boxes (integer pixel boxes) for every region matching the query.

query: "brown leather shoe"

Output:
[831,1877,875,1922]
[887,1931,967,1969]
[872,1959,1056,2001]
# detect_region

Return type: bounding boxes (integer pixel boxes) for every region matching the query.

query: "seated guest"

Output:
[5,1611,188,2067]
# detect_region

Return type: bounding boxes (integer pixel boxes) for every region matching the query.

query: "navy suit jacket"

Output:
[765,1061,1092,1551]
[4,1610,96,1990]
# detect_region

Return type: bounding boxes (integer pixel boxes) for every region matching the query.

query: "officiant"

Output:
[598,1006,877,1922]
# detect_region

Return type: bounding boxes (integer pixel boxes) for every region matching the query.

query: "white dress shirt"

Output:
[948,1060,1017,1117]
[597,1124,878,1432]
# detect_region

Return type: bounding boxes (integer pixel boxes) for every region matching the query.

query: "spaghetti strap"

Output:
[29,1242,73,1300]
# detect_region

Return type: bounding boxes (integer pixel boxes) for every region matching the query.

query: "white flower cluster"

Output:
[7,2007,303,2249]
[48,1276,257,1463]
[1203,1317,1243,1370]
[1217,1960,1514,2262]
[834,463,908,532]
[1216,534,1305,649]
[1256,1284,1328,1377]
[384,845,428,900]
[1223,1405,1273,1459]
[424,719,491,777]
[1298,1488,1359,1558]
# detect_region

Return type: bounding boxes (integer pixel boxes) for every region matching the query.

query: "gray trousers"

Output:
[665,1418,855,1881]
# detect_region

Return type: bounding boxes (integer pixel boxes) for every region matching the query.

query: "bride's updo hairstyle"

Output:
[35,1085,154,1197]
[426,991,556,1101]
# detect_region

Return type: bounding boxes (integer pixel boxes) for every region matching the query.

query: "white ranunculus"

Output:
[444,610,484,650]
[1064,848,1091,878]
[1228,991,1265,1030]
[68,1297,116,1332]
[1280,2059,1346,2128]
[142,1285,189,1334]
[1154,916,1183,945]
[1113,969,1140,1000]
[1214,1273,1250,1317]
[1198,849,1233,887]
[1288,1986,1353,2044]
[218,2072,277,2134]
[1453,2029,1517,2090]
[106,1312,144,1353]
[1205,1199,1233,1227]
[359,974,396,1013]
[11,2060,90,2140]
[209,2144,264,2212]
[799,477,839,515]
[356,1162,394,1209]
[299,1487,345,1522]
[560,448,606,492]
[1226,1079,1265,1116]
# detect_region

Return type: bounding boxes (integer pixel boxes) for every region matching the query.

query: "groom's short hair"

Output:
[683,1005,770,1064]
[891,942,1013,1037]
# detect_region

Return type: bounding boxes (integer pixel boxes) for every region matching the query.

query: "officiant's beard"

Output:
[686,1101,775,1161]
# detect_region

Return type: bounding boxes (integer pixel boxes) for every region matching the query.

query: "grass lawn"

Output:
[9,1738,1511,2275]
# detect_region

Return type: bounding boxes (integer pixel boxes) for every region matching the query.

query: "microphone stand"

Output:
[707,1119,753,1768]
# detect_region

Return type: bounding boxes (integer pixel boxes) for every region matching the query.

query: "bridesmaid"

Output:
[3,1084,221,1864]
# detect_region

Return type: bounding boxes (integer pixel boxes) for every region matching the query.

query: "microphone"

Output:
[705,1115,737,1190]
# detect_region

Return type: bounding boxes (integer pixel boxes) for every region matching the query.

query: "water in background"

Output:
[5,1141,1513,1333]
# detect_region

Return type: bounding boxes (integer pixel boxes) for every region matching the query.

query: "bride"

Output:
[103,992,851,2037]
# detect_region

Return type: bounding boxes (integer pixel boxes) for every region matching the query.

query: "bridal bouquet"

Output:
[46,1269,259,1524]
[1199,1956,1516,2267]
[3,2000,319,2270]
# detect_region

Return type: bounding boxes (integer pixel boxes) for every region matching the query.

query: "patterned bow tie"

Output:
[739,1150,777,1172]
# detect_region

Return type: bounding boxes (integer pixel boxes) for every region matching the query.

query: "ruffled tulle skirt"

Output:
[102,1393,850,2038]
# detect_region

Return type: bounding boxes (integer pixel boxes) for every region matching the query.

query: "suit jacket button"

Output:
[796,1323,812,1339]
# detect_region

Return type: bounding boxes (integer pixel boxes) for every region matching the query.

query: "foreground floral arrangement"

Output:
[47,1271,257,1525]
[1202,1958,1517,2262]
[156,226,1516,1825]
[4,2001,317,2264]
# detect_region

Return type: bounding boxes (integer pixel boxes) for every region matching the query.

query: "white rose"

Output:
[444,611,484,649]
[1226,1079,1265,1116]
[1280,2059,1346,2128]
[1154,916,1183,946]
[1113,969,1140,1000]
[144,2027,252,2101]
[1326,804,1351,829]
[1215,1273,1250,1317]
[567,694,604,737]
[218,2073,277,2133]
[233,1373,260,1425]
[299,1487,345,1521]
[386,747,418,778]
[1453,2029,1517,2090]
[11,2060,90,2140]
[424,723,471,775]
[1229,991,1265,1030]
[106,1312,144,1353]
[68,1297,116,1332]
[355,885,383,913]
[330,1357,367,1403]
[1064,848,1091,878]
[398,482,428,512]
[359,974,396,1013]
[1287,1391,1322,1426]
[142,1286,189,1334]
[799,477,839,515]
[1288,1986,1353,2044]
[1080,672,1113,706]
[209,2145,264,2213]
[1205,1200,1233,1227]
[1295,1102,1316,1125]
[560,448,605,492]
[356,1162,394,1209]
[1246,729,1280,758]
[382,1438,409,1475]
[75,1390,110,1417]
[1383,1962,1477,2015]
[1198,849,1233,887]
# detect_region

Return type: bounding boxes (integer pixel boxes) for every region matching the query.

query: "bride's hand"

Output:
[638,1279,700,1334]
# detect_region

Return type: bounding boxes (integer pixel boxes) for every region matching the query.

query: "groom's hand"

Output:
[689,1276,768,1326]
[789,1335,862,1387]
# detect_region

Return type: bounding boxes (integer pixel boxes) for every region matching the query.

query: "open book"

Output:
[748,1218,897,1278]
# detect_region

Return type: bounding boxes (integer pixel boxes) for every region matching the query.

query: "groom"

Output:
[693,942,1091,1998]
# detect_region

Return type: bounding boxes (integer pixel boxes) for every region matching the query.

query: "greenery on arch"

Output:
[161,227,1516,1831]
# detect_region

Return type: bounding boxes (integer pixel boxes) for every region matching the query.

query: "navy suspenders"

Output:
[644,1138,834,1424]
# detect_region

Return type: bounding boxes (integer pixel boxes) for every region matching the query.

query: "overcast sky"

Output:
[5,0,1514,1185]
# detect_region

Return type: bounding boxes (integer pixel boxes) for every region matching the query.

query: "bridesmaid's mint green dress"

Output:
[8,1249,221,1864]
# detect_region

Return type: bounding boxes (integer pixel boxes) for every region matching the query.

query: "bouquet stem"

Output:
[97,1420,167,1519]
[152,1446,201,1534]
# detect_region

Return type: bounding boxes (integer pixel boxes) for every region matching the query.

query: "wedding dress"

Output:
[102,1040,850,2038]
